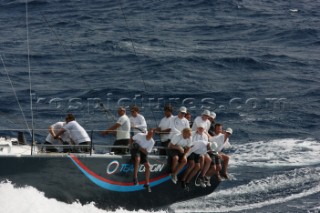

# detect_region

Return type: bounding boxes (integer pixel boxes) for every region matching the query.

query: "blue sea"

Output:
[0,0,319,212]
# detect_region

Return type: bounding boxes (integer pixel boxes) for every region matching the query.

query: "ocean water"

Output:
[0,0,319,212]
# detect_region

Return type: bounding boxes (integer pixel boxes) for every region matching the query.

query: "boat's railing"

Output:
[38,143,167,153]
[0,128,169,156]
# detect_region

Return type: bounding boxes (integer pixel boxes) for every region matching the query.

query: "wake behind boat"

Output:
[0,136,220,210]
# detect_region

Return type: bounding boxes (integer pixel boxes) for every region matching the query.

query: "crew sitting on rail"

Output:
[130,129,155,192]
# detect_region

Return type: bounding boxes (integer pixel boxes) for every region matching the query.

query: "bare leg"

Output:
[206,164,216,178]
[221,154,229,175]
[171,156,179,173]
[134,156,140,179]
[186,163,201,183]
[144,162,150,185]
[200,154,211,177]
[173,156,187,176]
[199,155,204,170]
[182,160,195,181]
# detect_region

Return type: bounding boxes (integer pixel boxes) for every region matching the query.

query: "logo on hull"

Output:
[68,154,170,192]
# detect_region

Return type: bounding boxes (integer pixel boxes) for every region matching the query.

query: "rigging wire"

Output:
[118,0,159,127]
[119,0,148,92]
[0,54,32,137]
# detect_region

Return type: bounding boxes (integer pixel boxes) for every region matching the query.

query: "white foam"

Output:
[230,138,320,167]
[175,184,320,212]
[172,167,320,212]
[0,181,165,213]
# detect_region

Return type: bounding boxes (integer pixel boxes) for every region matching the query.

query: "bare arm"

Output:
[155,128,171,134]
[183,147,190,156]
[101,123,121,135]
[54,128,66,139]
[168,142,184,153]
[48,126,55,137]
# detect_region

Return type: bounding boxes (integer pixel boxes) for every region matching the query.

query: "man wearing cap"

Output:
[101,106,131,154]
[208,111,217,136]
[209,126,233,179]
[155,104,173,155]
[203,141,223,183]
[181,123,210,189]
[191,109,211,132]
[168,106,190,139]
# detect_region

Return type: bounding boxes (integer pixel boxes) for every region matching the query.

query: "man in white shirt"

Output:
[130,129,155,192]
[184,123,217,188]
[191,109,211,132]
[155,104,173,155]
[205,141,223,183]
[129,105,147,135]
[101,106,131,154]
[45,121,71,152]
[168,127,192,184]
[181,124,210,188]
[55,114,91,153]
[209,126,233,179]
[168,106,190,139]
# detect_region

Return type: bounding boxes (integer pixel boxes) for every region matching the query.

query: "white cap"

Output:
[197,123,206,129]
[179,106,187,113]
[226,128,233,135]
[210,112,216,119]
[201,109,210,116]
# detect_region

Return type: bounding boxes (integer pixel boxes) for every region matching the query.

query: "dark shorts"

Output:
[44,141,59,153]
[187,152,201,163]
[159,139,170,156]
[168,149,185,162]
[209,153,221,165]
[112,139,130,155]
[79,141,91,153]
[131,145,148,164]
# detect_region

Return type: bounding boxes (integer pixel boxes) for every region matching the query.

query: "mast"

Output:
[25,0,35,155]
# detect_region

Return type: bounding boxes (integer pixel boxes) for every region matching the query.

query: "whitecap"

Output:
[172,167,320,212]
[230,138,320,167]
[289,9,299,12]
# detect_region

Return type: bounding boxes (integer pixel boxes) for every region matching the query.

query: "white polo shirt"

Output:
[63,120,90,144]
[158,115,173,142]
[132,132,155,153]
[189,140,209,155]
[192,116,210,132]
[116,114,131,140]
[168,116,190,139]
[209,133,231,152]
[191,131,209,143]
[130,113,147,133]
[46,121,70,143]
[170,133,192,149]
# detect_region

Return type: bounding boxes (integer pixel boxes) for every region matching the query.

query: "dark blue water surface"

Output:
[0,0,319,212]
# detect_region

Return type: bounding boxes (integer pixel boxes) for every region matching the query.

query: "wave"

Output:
[0,181,165,213]
[172,167,320,212]
[230,138,320,167]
